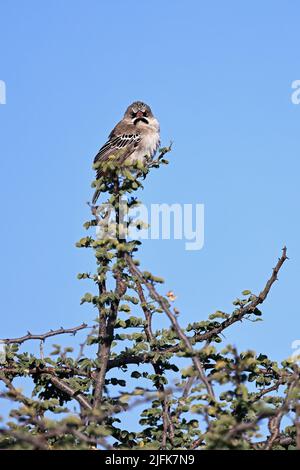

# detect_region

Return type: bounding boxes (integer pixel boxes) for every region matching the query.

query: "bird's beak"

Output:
[136,110,144,118]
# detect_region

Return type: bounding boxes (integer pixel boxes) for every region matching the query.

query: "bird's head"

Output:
[124,101,154,125]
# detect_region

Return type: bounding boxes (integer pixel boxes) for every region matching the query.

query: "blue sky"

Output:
[0,0,300,425]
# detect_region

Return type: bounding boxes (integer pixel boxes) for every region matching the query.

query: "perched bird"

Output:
[92,101,160,204]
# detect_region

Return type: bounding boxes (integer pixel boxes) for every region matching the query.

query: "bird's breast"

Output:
[141,130,160,157]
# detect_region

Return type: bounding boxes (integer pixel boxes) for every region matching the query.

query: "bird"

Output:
[92,101,160,204]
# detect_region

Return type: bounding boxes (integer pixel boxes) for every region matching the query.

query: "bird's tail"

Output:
[92,189,101,205]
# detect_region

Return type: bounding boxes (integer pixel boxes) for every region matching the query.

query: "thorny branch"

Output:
[0,323,89,345]
[125,253,215,401]
[101,247,288,372]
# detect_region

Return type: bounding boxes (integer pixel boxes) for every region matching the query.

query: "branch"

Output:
[1,323,89,345]
[134,277,174,448]
[148,143,172,168]
[0,365,92,379]
[49,375,92,411]
[103,248,289,376]
[0,367,92,411]
[0,428,49,450]
[194,246,288,343]
[125,253,215,401]
[93,176,123,408]
[248,380,283,405]
[225,411,272,440]
[264,372,299,450]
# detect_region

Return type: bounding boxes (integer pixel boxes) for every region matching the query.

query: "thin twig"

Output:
[1,323,89,345]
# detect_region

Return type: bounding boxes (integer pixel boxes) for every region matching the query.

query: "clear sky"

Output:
[0,0,300,423]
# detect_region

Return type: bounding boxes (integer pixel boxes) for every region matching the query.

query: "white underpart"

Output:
[130,118,160,163]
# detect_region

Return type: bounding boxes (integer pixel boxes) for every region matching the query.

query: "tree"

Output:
[0,148,298,450]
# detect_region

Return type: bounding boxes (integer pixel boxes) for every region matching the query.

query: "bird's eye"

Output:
[143,111,148,117]
[131,111,136,118]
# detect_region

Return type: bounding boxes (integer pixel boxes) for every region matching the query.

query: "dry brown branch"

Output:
[1,323,89,345]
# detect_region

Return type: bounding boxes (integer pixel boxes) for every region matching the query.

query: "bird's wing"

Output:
[94,134,141,181]
[92,132,141,203]
[94,130,141,166]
